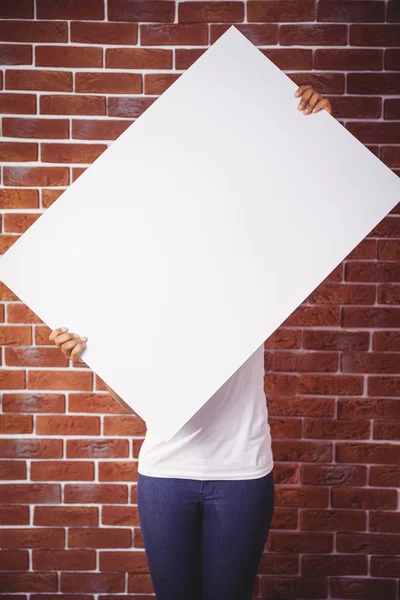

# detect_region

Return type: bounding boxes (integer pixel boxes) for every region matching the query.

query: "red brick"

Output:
[374,332,400,353]
[268,396,335,417]
[374,421,400,441]
[71,21,138,44]
[41,143,107,164]
[127,573,157,593]
[303,330,369,350]
[42,189,65,208]
[33,549,96,571]
[99,461,137,481]
[348,73,400,95]
[273,440,333,463]
[109,0,174,22]
[36,46,102,68]
[308,283,375,305]
[106,48,172,70]
[283,305,340,327]
[0,325,32,346]
[34,506,98,526]
[7,304,42,323]
[28,371,92,391]
[300,508,366,531]
[339,398,400,420]
[315,49,382,70]
[108,96,155,118]
[69,528,131,548]
[0,44,32,65]
[331,577,396,599]
[0,572,57,592]
[337,442,400,465]
[299,374,363,395]
[0,0,33,18]
[72,167,87,182]
[4,213,40,233]
[269,531,332,553]
[302,554,367,576]
[102,505,139,526]
[347,238,377,259]
[350,24,400,46]
[308,419,366,441]
[0,282,18,301]
[0,92,36,114]
[248,0,314,22]
[0,142,38,162]
[0,549,29,569]
[379,284,400,304]
[252,48,310,70]
[336,532,399,553]
[3,117,69,139]
[270,418,302,439]
[2,393,65,413]
[31,461,94,481]
[0,485,61,505]
[0,414,32,434]
[99,550,148,571]
[72,119,132,141]
[141,24,208,45]
[67,438,129,458]
[37,0,104,20]
[69,392,128,413]
[6,69,72,92]
[385,49,400,70]
[0,370,25,389]
[41,94,106,116]
[36,415,99,435]
[64,484,128,504]
[388,0,400,21]
[345,262,400,283]
[103,416,146,436]
[264,373,297,395]
[381,147,400,169]
[0,438,62,459]
[289,72,345,94]
[210,23,278,45]
[317,0,384,22]
[0,460,27,480]
[61,572,124,593]
[369,467,400,488]
[272,351,338,373]
[350,305,400,329]
[4,166,69,186]
[179,2,244,22]
[342,352,400,373]
[265,328,301,349]
[280,24,347,45]
[145,73,180,94]
[302,464,367,487]
[0,189,38,209]
[368,376,400,397]
[76,72,142,94]
[0,21,68,42]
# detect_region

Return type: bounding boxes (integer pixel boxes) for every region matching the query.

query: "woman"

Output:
[50,84,333,600]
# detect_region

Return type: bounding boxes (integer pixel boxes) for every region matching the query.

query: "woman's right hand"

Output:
[49,327,87,364]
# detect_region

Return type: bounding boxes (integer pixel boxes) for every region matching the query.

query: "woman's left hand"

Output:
[294,85,333,116]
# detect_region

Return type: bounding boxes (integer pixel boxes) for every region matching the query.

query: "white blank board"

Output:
[1,26,399,442]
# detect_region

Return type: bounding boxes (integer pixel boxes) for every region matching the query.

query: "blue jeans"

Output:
[137,468,275,600]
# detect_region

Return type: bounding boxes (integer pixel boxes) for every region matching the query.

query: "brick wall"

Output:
[0,1,399,599]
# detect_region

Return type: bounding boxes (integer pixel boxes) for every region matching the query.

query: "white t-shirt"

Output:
[138,343,274,480]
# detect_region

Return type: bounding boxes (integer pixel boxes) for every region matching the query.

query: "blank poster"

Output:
[1,26,399,441]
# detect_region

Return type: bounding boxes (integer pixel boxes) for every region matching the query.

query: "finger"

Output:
[312,98,332,114]
[298,87,315,111]
[303,92,321,115]
[61,338,81,354]
[49,327,68,342]
[70,342,85,363]
[294,84,312,98]
[54,332,76,347]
